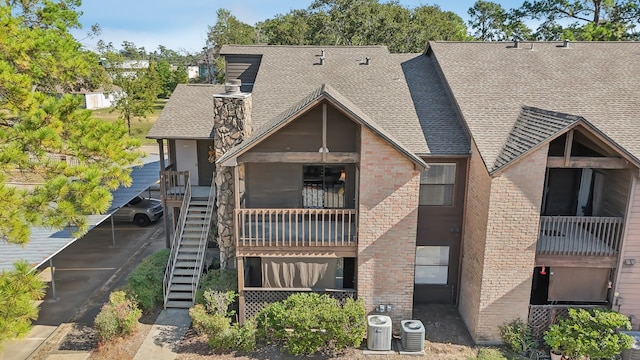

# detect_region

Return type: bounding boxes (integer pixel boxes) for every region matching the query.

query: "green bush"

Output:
[94,291,142,342]
[195,269,237,304]
[544,307,633,359]
[189,290,255,352]
[126,248,169,312]
[0,261,46,349]
[255,293,366,355]
[499,318,537,354]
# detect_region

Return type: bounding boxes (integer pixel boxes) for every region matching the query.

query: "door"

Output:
[197,140,215,186]
[414,159,466,304]
[175,139,199,186]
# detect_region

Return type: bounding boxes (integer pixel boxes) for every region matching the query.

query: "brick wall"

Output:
[477,145,548,343]
[616,174,640,327]
[459,141,492,341]
[357,127,420,329]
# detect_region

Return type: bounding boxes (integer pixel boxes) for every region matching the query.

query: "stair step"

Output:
[168,291,193,299]
[177,253,199,260]
[170,284,194,292]
[186,219,208,225]
[171,276,193,283]
[190,200,208,206]
[180,240,200,246]
[173,268,196,276]
[176,260,197,268]
[165,300,193,309]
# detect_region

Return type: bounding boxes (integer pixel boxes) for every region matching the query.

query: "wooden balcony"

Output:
[235,208,358,257]
[536,216,624,267]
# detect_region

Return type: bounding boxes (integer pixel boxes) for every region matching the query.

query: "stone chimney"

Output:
[213,79,252,269]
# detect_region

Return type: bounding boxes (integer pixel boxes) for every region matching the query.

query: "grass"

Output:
[91,99,167,145]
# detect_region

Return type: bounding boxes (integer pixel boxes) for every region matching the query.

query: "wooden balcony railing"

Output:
[236,208,357,248]
[537,216,624,256]
[160,170,189,201]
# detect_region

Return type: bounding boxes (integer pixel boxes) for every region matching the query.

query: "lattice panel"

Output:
[528,305,602,341]
[244,290,356,319]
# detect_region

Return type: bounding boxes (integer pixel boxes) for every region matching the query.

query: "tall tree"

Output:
[103,50,161,134]
[0,0,142,245]
[468,1,533,41]
[207,9,257,49]
[519,0,640,40]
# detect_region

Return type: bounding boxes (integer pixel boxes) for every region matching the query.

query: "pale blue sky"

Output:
[71,0,524,54]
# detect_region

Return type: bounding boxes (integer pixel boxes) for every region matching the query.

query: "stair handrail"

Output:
[163,171,191,308]
[191,179,216,303]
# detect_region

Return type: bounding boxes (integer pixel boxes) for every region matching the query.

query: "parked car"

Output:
[113,195,163,227]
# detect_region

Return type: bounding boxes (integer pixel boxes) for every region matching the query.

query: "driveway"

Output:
[0,217,166,360]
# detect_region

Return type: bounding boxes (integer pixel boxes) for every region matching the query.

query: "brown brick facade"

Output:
[616,175,640,328]
[459,141,491,341]
[460,144,548,343]
[357,127,420,328]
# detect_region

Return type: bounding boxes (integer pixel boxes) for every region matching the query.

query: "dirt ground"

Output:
[49,304,480,359]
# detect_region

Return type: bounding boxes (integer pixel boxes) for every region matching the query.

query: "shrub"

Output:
[0,261,46,348]
[499,318,537,354]
[189,289,256,352]
[126,248,169,312]
[195,269,237,304]
[543,307,633,359]
[94,291,142,342]
[255,293,366,355]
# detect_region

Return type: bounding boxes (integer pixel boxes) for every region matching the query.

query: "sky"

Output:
[70,0,523,54]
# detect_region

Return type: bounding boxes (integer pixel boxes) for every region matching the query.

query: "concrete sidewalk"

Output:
[133,309,191,360]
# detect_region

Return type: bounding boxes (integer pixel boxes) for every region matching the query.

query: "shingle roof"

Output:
[220,45,446,155]
[147,84,225,139]
[217,84,427,168]
[492,107,581,172]
[427,41,640,171]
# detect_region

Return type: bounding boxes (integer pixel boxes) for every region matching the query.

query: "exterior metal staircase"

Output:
[163,177,215,309]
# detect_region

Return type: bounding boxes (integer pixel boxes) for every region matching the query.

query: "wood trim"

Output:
[237,247,357,258]
[322,103,327,162]
[237,256,245,323]
[238,152,359,163]
[547,156,629,169]
[563,129,574,166]
[535,255,617,268]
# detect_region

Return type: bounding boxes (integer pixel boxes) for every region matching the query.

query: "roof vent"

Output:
[563,39,570,48]
[360,56,371,65]
[225,79,241,94]
[318,49,326,65]
[530,43,535,51]
[514,39,520,48]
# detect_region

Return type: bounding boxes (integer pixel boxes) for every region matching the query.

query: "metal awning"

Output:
[0,159,162,272]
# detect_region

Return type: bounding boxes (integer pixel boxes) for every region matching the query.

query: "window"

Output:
[419,163,456,206]
[415,246,449,285]
[302,165,345,208]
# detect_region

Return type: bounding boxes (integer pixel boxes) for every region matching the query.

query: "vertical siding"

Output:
[601,169,631,217]
[357,127,419,328]
[459,141,491,342]
[617,175,640,328]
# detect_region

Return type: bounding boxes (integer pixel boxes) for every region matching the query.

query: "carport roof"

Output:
[0,158,162,272]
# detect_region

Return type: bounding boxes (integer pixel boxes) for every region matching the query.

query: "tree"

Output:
[207,9,257,49]
[519,0,640,40]
[0,261,46,347]
[256,0,469,52]
[0,0,142,245]
[468,1,533,41]
[103,50,161,134]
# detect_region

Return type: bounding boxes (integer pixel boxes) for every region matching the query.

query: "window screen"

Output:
[419,164,456,206]
[415,246,449,285]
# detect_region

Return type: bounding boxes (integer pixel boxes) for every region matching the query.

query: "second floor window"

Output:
[419,163,456,206]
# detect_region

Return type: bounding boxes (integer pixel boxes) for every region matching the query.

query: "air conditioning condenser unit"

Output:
[367,315,392,351]
[401,320,425,352]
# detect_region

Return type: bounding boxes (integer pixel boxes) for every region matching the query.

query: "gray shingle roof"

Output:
[220,45,434,155]
[427,41,640,171]
[492,107,581,172]
[217,84,427,168]
[147,84,225,139]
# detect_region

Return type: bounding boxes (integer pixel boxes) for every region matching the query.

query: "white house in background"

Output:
[187,66,199,80]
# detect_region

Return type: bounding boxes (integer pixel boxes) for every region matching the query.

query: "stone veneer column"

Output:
[213,81,252,269]
[357,127,420,331]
